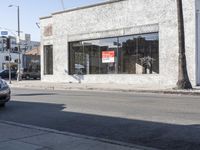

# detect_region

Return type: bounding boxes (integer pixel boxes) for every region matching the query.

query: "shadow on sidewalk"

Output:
[1,100,200,150]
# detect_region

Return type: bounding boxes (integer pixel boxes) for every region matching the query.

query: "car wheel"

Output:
[26,75,30,80]
[0,103,5,107]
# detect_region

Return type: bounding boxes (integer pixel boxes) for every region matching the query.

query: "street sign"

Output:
[1,31,8,36]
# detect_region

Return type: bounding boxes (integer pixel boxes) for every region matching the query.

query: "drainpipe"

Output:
[196,10,200,85]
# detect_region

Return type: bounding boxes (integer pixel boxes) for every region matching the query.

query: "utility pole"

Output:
[8,45,11,84]
[7,37,11,84]
[61,0,65,10]
[17,5,21,81]
[9,4,21,81]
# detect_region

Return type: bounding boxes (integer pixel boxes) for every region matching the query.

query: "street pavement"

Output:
[0,120,152,150]
[1,88,200,149]
[1,81,200,150]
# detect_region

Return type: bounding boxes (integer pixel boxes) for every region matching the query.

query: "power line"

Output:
[61,0,65,10]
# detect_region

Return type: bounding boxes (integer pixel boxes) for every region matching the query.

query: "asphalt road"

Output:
[1,88,200,150]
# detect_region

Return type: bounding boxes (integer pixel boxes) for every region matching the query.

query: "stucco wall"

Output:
[40,17,53,81]
[40,0,197,87]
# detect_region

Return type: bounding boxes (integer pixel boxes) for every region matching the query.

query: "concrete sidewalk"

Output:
[0,121,156,150]
[8,80,200,95]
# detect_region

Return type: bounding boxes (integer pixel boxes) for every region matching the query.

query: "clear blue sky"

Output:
[0,0,105,41]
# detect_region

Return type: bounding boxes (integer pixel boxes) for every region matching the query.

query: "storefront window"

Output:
[86,38,118,74]
[69,33,159,75]
[119,33,159,74]
[44,45,53,75]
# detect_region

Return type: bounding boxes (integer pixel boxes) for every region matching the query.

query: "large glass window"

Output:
[44,45,53,75]
[118,33,159,74]
[69,33,159,75]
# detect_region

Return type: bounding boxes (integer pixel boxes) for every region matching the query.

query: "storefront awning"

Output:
[25,47,40,56]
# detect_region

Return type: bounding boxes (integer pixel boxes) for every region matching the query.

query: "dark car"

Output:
[0,70,17,79]
[0,79,10,107]
[21,68,40,80]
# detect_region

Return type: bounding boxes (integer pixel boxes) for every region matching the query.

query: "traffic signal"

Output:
[2,39,6,45]
[14,47,18,52]
[2,39,6,43]
[4,56,11,61]
[6,38,10,49]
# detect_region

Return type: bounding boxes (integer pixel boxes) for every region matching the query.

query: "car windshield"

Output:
[0,70,4,73]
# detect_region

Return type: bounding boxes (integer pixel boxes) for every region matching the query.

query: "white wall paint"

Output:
[40,0,197,88]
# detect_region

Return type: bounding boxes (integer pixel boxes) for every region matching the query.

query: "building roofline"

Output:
[40,15,52,20]
[40,0,126,20]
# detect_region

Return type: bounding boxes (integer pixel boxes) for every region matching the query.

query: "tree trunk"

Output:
[176,0,192,89]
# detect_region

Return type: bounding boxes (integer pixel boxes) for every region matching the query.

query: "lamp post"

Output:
[8,5,21,81]
[8,44,11,84]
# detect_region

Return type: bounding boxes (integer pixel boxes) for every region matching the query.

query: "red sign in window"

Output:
[102,51,115,63]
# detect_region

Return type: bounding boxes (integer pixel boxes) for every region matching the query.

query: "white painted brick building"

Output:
[40,0,200,88]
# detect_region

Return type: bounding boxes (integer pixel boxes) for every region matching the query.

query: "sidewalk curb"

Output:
[0,120,158,150]
[9,84,200,96]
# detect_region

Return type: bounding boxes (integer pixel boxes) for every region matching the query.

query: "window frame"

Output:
[44,45,53,75]
[68,32,159,75]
